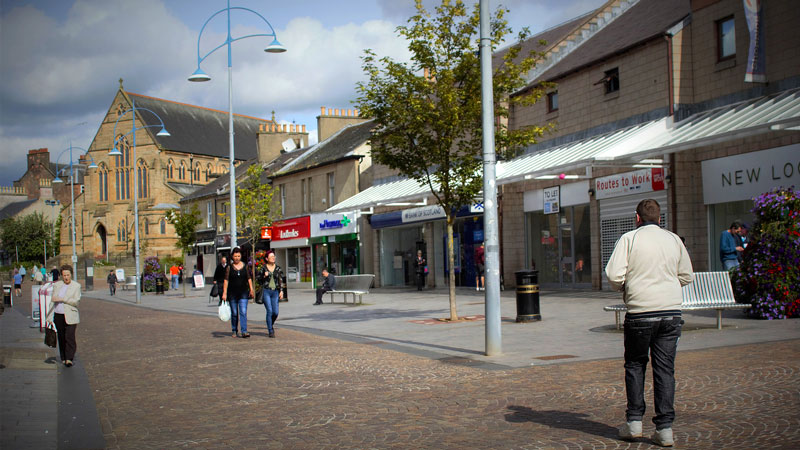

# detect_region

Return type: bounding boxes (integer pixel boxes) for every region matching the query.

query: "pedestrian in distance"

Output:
[213,256,227,306]
[222,247,254,338]
[107,270,117,296]
[45,264,82,368]
[414,250,427,291]
[34,267,43,285]
[719,220,744,270]
[19,265,26,281]
[605,199,694,447]
[258,251,284,338]
[475,244,485,291]
[169,264,180,290]
[50,265,60,282]
[40,266,47,282]
[13,268,22,297]
[314,267,335,305]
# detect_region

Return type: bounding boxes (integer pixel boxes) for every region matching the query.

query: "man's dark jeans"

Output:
[623,316,683,430]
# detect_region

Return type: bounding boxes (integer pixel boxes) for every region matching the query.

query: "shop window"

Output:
[717,16,736,61]
[547,91,559,113]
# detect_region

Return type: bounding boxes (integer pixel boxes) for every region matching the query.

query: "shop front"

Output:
[372,204,483,288]
[524,181,592,289]
[270,216,313,288]
[595,168,668,289]
[309,212,361,284]
[700,143,798,271]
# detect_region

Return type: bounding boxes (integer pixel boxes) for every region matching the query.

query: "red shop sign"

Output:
[271,216,311,240]
[260,226,273,240]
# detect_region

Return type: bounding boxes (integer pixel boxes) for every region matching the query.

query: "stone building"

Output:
[60,83,283,265]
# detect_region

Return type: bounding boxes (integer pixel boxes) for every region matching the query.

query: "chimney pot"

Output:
[290,124,295,132]
[354,109,359,117]
[321,106,325,115]
[282,124,287,132]
[302,124,306,133]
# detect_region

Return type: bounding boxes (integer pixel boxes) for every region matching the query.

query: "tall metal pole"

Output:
[227,0,238,249]
[132,98,142,304]
[480,0,502,356]
[69,143,78,273]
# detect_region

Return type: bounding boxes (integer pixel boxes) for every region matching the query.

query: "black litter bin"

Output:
[3,285,11,306]
[515,270,541,322]
[156,278,165,294]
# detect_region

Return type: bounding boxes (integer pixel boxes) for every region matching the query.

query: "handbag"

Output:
[254,288,264,304]
[44,323,57,348]
[210,283,219,297]
[218,301,231,322]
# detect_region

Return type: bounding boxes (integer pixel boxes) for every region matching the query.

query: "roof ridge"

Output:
[127,92,273,123]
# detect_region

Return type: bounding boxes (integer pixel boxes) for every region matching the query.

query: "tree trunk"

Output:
[446,213,459,321]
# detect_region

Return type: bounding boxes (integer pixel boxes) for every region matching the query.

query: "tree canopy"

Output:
[356,0,551,319]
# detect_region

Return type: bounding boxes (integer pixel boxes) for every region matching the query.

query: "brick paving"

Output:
[77,297,800,449]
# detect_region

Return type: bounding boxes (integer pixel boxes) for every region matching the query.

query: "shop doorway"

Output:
[526,204,591,289]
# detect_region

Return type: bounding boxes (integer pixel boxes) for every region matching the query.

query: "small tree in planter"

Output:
[732,186,800,319]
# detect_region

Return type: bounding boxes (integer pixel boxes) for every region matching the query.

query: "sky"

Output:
[0,0,606,186]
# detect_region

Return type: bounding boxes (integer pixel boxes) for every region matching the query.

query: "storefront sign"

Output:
[470,201,484,213]
[701,144,800,204]
[215,233,231,247]
[595,168,665,200]
[309,212,358,237]
[272,216,311,241]
[402,205,445,223]
[260,226,272,240]
[543,186,560,214]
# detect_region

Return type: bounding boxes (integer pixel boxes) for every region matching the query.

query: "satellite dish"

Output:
[282,138,296,152]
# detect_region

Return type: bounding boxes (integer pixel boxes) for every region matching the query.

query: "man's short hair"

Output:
[730,220,743,230]
[636,199,660,223]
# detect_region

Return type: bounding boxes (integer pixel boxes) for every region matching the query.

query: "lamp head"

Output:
[87,161,98,169]
[264,38,286,53]
[156,127,171,137]
[188,68,211,82]
[52,176,64,184]
[108,145,122,156]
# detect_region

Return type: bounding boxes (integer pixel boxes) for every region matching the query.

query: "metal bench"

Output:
[604,271,749,330]
[327,274,375,304]
[121,275,137,291]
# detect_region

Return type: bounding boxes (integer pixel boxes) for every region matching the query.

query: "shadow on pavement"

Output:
[505,406,619,439]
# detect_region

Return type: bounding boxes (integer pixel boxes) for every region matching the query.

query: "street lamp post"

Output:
[52,143,98,280]
[189,0,286,248]
[109,98,171,304]
[45,200,61,259]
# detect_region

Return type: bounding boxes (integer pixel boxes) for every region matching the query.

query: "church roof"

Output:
[127,92,272,161]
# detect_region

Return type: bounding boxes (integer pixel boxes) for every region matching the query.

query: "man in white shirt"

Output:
[605,199,694,447]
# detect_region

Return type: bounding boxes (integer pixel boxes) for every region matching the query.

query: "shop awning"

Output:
[326,88,800,212]
[597,88,800,164]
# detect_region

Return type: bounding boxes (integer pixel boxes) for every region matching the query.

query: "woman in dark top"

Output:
[257,251,284,338]
[222,247,254,338]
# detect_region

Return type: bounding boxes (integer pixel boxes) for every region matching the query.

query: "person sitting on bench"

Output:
[314,267,336,305]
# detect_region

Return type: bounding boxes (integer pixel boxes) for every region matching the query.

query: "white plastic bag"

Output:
[218,301,231,322]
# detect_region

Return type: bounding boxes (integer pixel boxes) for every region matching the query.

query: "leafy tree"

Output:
[356,0,550,320]
[165,205,202,297]
[0,212,55,265]
[236,163,279,282]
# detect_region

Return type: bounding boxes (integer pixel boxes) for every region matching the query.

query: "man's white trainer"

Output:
[651,428,674,447]
[618,421,642,440]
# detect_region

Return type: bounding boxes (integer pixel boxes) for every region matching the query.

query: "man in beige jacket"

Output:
[605,199,693,447]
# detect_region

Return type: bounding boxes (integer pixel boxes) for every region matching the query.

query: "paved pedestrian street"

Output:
[75,297,800,449]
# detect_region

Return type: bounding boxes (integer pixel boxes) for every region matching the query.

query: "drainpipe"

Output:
[664,34,678,233]
[665,34,674,116]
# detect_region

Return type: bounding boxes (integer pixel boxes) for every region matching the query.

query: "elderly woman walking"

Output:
[46,265,81,367]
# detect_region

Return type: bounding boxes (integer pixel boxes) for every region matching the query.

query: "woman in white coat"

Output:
[46,265,81,367]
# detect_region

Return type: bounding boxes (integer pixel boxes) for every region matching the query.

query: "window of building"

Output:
[160,218,166,234]
[302,179,308,212]
[207,201,213,228]
[602,68,619,94]
[179,161,186,180]
[144,219,149,235]
[98,164,109,202]
[547,91,559,113]
[195,163,201,183]
[115,170,121,200]
[327,173,335,206]
[717,16,736,61]
[280,184,286,215]
[168,160,174,179]
[137,161,148,198]
[308,177,313,211]
[206,164,212,182]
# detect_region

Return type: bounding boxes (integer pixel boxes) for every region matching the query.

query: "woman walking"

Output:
[13,268,22,297]
[222,247,254,338]
[258,251,284,338]
[45,265,81,367]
